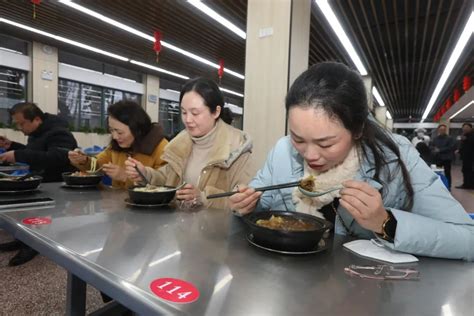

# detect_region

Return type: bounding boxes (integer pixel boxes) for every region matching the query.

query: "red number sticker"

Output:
[150,278,199,304]
[22,217,52,225]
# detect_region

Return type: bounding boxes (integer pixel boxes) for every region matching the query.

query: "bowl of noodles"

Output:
[243,211,332,252]
[62,171,102,186]
[128,185,177,205]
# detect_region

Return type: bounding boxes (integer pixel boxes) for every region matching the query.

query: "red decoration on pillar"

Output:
[153,31,162,62]
[453,89,461,102]
[463,76,471,92]
[218,59,224,84]
[31,0,41,19]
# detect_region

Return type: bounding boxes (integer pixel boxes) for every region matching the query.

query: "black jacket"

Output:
[431,134,456,161]
[11,113,77,182]
[459,130,474,167]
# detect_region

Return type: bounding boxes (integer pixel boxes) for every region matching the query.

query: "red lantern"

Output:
[31,0,41,19]
[463,76,472,92]
[154,31,162,62]
[218,59,224,83]
[446,99,452,109]
[453,88,461,102]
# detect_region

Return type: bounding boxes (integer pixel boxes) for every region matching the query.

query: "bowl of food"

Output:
[62,171,102,186]
[243,211,332,252]
[128,185,178,205]
[0,175,42,191]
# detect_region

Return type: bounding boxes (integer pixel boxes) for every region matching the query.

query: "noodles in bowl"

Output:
[132,185,175,193]
[62,172,102,186]
[128,185,177,205]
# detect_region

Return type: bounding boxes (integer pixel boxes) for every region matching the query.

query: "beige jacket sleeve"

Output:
[144,164,171,186]
[201,151,256,210]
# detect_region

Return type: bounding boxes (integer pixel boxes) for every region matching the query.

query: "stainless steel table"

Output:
[0,183,472,316]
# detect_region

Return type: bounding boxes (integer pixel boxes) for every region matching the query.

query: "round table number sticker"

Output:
[22,217,52,225]
[150,278,200,304]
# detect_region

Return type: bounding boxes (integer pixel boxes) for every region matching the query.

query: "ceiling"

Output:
[0,0,472,121]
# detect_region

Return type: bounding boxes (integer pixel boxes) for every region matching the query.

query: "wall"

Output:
[244,0,310,168]
[144,74,160,122]
[32,42,58,114]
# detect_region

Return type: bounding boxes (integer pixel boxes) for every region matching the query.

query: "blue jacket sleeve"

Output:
[249,145,276,210]
[378,143,474,261]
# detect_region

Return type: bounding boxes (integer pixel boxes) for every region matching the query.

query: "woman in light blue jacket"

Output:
[230,62,473,261]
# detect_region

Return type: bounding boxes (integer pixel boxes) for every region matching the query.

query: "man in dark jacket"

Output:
[0,102,77,181]
[431,124,456,189]
[457,123,474,189]
[0,102,77,266]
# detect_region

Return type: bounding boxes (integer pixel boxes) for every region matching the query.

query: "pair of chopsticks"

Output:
[207,181,301,199]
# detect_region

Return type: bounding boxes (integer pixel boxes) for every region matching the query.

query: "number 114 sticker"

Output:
[150,278,200,304]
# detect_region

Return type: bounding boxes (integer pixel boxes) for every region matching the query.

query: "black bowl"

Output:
[243,211,332,252]
[128,185,177,205]
[62,172,102,186]
[0,175,42,191]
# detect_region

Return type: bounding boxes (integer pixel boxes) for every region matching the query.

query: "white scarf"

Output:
[292,146,360,218]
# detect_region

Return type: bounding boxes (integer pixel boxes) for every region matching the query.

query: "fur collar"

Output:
[292,146,361,218]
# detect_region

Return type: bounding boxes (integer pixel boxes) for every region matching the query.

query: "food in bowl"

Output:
[244,211,331,252]
[300,175,316,192]
[62,172,102,186]
[128,185,177,205]
[0,175,42,191]
[256,215,318,232]
[0,176,35,181]
[71,171,98,177]
[133,185,174,192]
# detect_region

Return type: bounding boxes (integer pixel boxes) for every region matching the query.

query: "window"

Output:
[159,99,184,139]
[0,67,27,126]
[58,78,141,132]
[0,34,29,55]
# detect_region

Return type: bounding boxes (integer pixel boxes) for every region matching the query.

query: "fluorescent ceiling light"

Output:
[0,18,129,61]
[220,87,244,97]
[166,89,180,94]
[58,0,245,80]
[372,86,385,106]
[0,18,194,80]
[449,100,473,120]
[386,111,392,120]
[421,11,474,121]
[187,0,246,39]
[130,60,190,80]
[315,0,368,76]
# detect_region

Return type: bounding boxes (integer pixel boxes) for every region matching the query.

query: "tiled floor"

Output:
[0,167,472,315]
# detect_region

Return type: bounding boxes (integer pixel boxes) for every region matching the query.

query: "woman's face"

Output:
[288,107,354,172]
[108,116,134,148]
[181,91,221,137]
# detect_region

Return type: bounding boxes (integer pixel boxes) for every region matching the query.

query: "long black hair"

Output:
[107,101,152,152]
[179,77,224,119]
[286,62,414,210]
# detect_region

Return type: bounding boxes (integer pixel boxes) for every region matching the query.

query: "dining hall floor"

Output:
[0,166,472,315]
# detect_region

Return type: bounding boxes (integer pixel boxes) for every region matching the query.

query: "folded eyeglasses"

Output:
[344,264,420,280]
